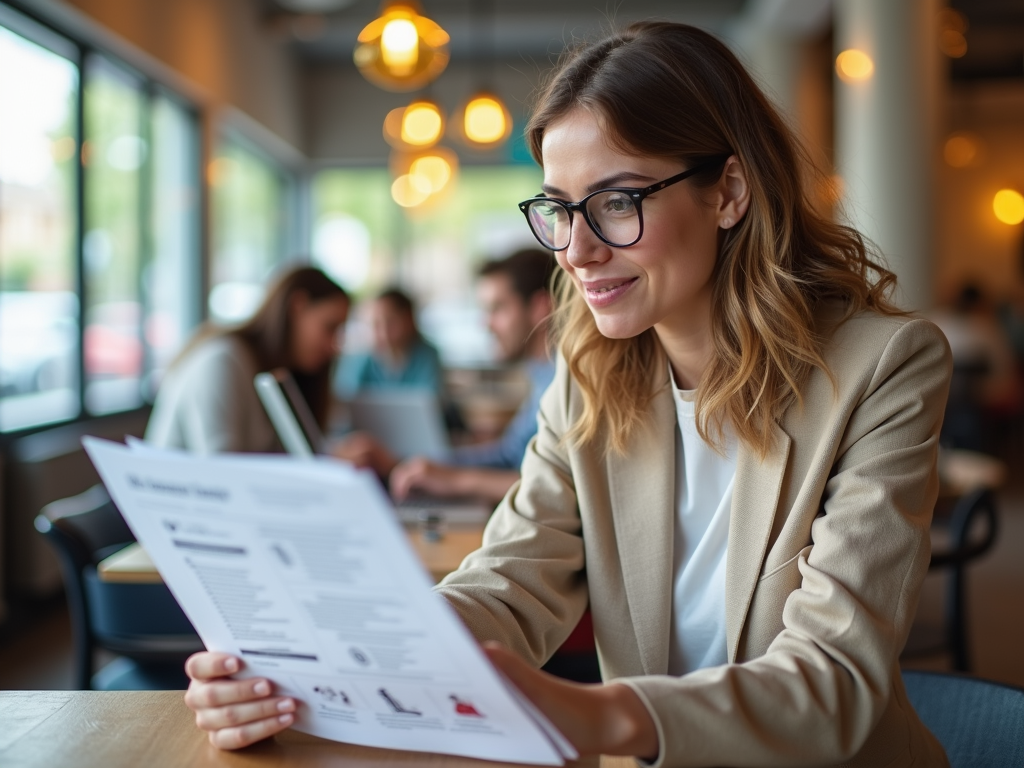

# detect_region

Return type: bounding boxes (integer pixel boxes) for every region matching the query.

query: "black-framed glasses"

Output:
[518,155,729,251]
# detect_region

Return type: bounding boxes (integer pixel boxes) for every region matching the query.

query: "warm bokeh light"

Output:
[943,132,981,168]
[391,173,431,207]
[207,157,234,186]
[836,49,874,82]
[409,154,452,192]
[401,101,443,146]
[939,29,967,58]
[354,2,449,92]
[380,18,418,72]
[455,94,512,147]
[993,189,1024,225]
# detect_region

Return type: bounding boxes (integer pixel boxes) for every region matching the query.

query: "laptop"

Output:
[255,369,489,527]
[348,389,450,462]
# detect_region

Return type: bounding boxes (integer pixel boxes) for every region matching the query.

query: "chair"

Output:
[905,487,999,672]
[34,484,204,690]
[903,670,1024,767]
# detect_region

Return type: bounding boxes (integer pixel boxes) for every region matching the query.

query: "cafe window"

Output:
[0,3,202,431]
[209,137,293,324]
[0,18,80,431]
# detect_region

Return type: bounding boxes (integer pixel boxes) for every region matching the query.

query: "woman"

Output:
[183,23,951,766]
[146,266,349,453]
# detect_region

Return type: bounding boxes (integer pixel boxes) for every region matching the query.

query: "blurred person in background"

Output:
[339,248,556,504]
[334,287,444,397]
[145,266,349,454]
[929,282,1020,452]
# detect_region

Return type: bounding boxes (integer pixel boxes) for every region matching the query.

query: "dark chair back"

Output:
[35,484,202,689]
[903,670,1024,767]
[931,487,999,672]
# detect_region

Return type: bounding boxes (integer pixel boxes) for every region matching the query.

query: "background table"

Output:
[99,527,485,585]
[0,691,631,768]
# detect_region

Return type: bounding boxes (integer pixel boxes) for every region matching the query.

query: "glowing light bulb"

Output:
[993,190,1024,226]
[380,18,418,72]
[391,173,431,207]
[464,97,507,144]
[409,154,451,192]
[836,49,874,82]
[401,102,443,146]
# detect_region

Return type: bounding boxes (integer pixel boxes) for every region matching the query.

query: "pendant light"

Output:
[354,1,450,92]
[451,0,511,149]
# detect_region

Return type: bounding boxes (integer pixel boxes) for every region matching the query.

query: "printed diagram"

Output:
[378,688,422,715]
[312,685,352,706]
[450,694,484,717]
[349,646,371,667]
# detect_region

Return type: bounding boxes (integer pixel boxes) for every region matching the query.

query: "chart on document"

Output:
[83,439,574,765]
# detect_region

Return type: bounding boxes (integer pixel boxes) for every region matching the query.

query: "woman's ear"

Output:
[716,156,750,230]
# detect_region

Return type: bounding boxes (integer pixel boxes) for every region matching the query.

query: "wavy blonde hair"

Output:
[527,22,901,457]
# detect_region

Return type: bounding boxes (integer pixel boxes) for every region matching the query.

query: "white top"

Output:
[666,378,737,676]
[145,335,282,455]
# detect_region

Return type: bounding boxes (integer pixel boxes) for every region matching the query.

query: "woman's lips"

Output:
[581,277,638,308]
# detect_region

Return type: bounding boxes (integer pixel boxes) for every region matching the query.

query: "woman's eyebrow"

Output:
[541,172,659,198]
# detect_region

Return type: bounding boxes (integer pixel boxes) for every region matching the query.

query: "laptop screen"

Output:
[254,368,325,457]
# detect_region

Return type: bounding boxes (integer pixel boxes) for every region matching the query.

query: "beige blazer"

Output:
[437,306,953,768]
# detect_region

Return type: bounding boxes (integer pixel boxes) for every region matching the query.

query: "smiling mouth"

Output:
[584,278,637,294]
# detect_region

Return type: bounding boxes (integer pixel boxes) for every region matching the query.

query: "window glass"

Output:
[311,166,542,364]
[82,56,145,415]
[0,24,80,431]
[209,138,289,323]
[145,93,199,397]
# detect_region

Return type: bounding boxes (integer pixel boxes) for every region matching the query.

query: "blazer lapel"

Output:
[725,421,791,662]
[607,371,677,676]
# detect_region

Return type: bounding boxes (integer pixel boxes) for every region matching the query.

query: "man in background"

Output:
[340,248,555,505]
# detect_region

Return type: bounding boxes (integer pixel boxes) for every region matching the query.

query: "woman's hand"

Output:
[483,643,660,760]
[183,652,296,750]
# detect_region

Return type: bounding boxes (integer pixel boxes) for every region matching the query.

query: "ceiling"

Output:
[263,0,1024,81]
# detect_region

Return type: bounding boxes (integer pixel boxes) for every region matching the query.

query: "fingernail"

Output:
[254,681,271,696]
[277,699,295,713]
[225,658,239,673]
[278,713,294,725]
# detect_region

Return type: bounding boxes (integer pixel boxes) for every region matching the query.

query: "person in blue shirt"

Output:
[334,287,444,397]
[390,249,556,502]
[341,249,555,504]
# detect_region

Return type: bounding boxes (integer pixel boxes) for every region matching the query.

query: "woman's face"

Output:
[369,299,415,357]
[289,293,349,374]
[540,108,727,348]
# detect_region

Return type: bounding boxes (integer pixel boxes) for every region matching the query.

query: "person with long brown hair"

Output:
[146,265,349,453]
[181,22,951,766]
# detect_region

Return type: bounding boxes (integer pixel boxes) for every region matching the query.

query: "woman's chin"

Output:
[592,316,647,340]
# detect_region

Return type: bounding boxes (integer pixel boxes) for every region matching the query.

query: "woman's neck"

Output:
[654,322,713,391]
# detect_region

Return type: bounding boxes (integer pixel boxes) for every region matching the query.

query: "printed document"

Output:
[83,438,574,765]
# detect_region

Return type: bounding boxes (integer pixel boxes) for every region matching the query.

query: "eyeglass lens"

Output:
[527,190,641,250]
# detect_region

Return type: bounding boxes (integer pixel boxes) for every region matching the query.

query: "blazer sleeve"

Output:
[619,318,952,767]
[434,355,589,664]
[179,342,254,454]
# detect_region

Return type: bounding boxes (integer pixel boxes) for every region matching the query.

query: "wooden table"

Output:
[0,691,630,768]
[99,528,485,586]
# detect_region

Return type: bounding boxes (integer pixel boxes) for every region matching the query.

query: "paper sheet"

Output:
[84,438,574,765]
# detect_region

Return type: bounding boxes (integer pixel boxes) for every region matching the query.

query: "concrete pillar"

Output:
[834,0,943,311]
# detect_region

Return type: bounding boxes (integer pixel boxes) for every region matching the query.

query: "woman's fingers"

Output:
[185,652,240,682]
[194,696,296,732]
[206,712,295,750]
[185,676,278,710]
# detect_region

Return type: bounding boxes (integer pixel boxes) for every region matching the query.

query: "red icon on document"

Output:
[450,695,483,717]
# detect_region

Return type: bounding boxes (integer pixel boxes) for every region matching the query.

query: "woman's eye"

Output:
[602,195,633,214]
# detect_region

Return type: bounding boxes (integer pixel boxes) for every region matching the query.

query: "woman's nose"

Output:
[564,215,611,269]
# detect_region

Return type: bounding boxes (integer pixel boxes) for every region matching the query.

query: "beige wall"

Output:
[60,0,305,152]
[936,81,1024,304]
